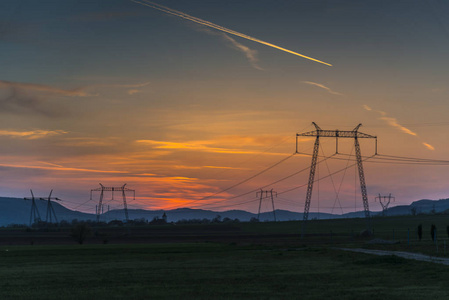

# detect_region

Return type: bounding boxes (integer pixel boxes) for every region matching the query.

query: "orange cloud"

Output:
[363,105,435,150]
[136,139,284,155]
[379,116,417,136]
[422,142,435,150]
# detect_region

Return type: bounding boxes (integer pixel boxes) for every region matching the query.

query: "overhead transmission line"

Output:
[191,154,337,210]
[160,152,298,210]
[277,154,376,196]
[201,153,375,211]
[163,124,317,210]
[335,153,449,165]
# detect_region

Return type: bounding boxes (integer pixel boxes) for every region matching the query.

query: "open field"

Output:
[1,214,449,299]
[2,243,449,299]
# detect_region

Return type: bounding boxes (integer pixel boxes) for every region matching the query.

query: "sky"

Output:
[1,0,449,216]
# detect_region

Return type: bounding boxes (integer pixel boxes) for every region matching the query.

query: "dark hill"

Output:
[1,196,449,227]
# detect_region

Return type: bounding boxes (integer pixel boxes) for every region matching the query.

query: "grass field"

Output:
[1,214,449,299]
[1,242,449,299]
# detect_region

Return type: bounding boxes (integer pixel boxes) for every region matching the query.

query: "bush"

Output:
[71,223,92,245]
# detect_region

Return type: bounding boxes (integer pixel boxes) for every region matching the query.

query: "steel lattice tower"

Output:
[90,183,135,222]
[296,122,377,235]
[375,193,395,216]
[40,189,61,224]
[256,189,277,221]
[24,190,41,226]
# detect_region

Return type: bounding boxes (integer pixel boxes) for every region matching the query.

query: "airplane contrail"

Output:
[131,0,332,66]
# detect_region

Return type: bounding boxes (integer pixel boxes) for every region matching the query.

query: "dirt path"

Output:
[338,248,449,265]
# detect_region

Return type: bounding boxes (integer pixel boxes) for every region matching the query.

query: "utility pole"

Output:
[256,189,277,221]
[375,193,395,216]
[90,183,135,222]
[297,122,377,236]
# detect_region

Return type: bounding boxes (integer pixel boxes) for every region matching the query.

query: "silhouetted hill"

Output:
[1,196,449,226]
[384,198,449,216]
[0,197,94,226]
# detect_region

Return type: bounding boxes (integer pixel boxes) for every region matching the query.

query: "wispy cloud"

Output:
[221,34,263,70]
[302,81,343,96]
[131,0,332,66]
[0,80,150,116]
[363,105,435,150]
[95,81,150,96]
[136,137,287,155]
[194,27,263,70]
[422,142,435,151]
[57,137,120,147]
[0,80,91,97]
[0,80,92,117]
[0,162,127,174]
[136,140,261,155]
[128,89,140,95]
[0,129,67,139]
[0,80,150,97]
[379,116,417,136]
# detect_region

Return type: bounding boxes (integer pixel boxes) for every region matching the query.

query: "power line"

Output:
[278,155,376,196]
[161,152,297,210]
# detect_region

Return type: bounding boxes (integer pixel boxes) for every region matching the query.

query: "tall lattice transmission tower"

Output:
[24,189,61,226]
[256,189,277,221]
[90,183,135,222]
[296,122,377,235]
[24,190,41,226]
[40,189,61,223]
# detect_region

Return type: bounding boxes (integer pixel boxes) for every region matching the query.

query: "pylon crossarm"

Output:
[297,130,375,139]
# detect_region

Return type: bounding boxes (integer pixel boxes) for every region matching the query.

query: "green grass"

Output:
[1,243,449,299]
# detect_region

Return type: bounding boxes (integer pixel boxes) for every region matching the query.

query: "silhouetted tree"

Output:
[431,224,436,241]
[150,216,167,225]
[410,207,417,216]
[212,215,221,223]
[447,226,449,238]
[71,223,91,245]
[417,224,422,241]
[250,217,259,223]
[108,220,124,227]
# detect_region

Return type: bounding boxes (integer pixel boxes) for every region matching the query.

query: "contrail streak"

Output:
[131,0,332,66]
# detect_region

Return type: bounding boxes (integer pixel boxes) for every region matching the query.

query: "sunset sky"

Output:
[1,0,449,216]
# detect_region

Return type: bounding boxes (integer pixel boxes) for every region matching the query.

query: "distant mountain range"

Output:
[0,197,448,227]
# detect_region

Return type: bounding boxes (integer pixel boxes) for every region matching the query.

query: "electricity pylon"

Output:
[297,122,377,235]
[39,189,61,223]
[24,190,41,226]
[90,183,135,222]
[256,189,277,221]
[375,193,395,216]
